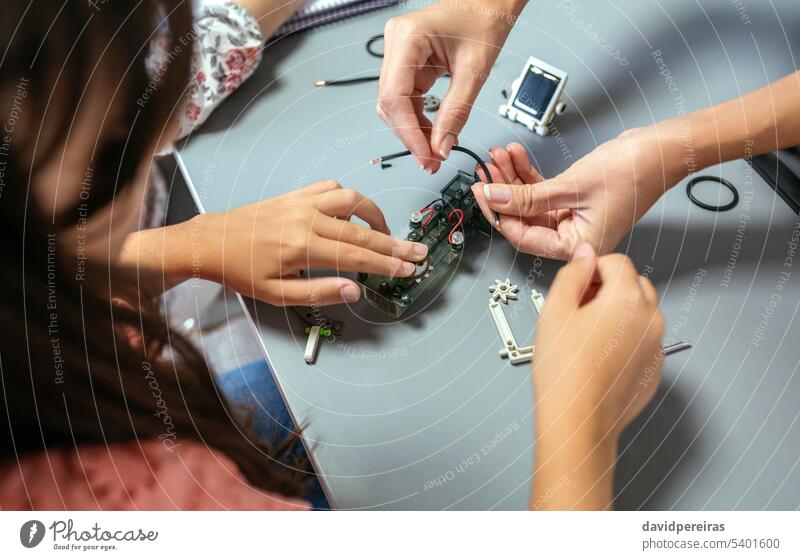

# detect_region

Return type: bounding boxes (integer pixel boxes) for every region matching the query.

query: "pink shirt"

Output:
[0,440,308,511]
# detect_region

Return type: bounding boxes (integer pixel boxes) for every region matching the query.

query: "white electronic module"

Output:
[499,56,568,136]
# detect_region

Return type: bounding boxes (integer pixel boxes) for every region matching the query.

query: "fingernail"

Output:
[483,183,511,203]
[438,134,456,159]
[400,261,415,276]
[572,242,595,261]
[506,144,513,152]
[340,282,361,302]
[413,243,428,258]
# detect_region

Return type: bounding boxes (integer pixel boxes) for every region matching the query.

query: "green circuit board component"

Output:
[357,171,491,318]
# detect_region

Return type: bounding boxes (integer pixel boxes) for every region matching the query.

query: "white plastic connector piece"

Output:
[531,290,545,314]
[487,280,539,365]
[304,325,321,364]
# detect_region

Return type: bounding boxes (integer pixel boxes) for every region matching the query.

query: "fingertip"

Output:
[571,242,596,262]
[398,260,415,277]
[339,279,361,303]
[437,134,456,160]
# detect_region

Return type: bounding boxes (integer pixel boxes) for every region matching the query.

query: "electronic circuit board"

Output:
[357,171,491,318]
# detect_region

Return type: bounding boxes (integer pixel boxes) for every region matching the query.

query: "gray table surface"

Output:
[177,0,800,509]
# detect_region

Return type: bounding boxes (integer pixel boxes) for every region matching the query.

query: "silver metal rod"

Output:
[663,340,691,355]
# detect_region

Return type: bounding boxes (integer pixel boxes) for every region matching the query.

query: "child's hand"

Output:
[534,245,664,437]
[472,133,682,260]
[530,244,664,510]
[191,180,428,306]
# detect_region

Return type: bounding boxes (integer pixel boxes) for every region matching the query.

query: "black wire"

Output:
[318,76,379,86]
[420,198,444,229]
[376,147,494,184]
[376,150,412,163]
[452,146,494,185]
[315,34,384,87]
[317,35,453,88]
[378,147,499,226]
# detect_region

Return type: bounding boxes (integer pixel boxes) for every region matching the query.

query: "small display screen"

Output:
[512,66,560,119]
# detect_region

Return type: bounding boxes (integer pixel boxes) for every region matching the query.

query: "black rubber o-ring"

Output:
[686,175,739,212]
[366,34,384,58]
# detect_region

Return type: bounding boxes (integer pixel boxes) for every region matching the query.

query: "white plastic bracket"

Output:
[488,279,534,365]
[531,289,545,315]
[304,325,321,364]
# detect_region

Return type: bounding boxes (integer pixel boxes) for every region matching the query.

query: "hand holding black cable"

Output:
[370,145,500,227]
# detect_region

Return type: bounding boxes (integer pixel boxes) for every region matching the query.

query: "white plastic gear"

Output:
[489,278,519,304]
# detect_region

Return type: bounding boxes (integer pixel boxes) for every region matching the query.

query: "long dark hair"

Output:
[0,1,308,499]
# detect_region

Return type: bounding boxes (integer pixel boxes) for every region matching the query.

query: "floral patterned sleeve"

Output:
[177,1,263,138]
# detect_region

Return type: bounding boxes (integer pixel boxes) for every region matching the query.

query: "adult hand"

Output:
[531,245,665,510]
[472,129,686,260]
[377,0,523,172]
[190,180,428,306]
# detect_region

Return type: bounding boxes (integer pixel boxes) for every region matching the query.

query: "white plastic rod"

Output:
[304,326,321,364]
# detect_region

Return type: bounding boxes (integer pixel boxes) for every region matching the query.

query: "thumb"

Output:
[482,178,573,216]
[548,243,598,310]
[431,69,484,159]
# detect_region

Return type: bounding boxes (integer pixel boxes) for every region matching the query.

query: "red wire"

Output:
[420,206,436,228]
[447,209,464,243]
